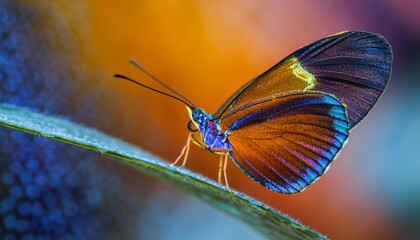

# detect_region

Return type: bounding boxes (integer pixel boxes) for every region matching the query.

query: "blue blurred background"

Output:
[1,1,419,239]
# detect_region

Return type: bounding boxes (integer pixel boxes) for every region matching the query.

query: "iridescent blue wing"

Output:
[221,92,349,193]
[213,31,392,128]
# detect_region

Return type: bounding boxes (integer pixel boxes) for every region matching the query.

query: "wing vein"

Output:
[315,70,386,90]
[278,135,331,168]
[320,83,375,106]
[233,142,298,192]
[299,32,353,61]
[280,144,320,177]
[254,139,310,186]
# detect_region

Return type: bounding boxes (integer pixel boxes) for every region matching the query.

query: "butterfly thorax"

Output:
[187,107,230,153]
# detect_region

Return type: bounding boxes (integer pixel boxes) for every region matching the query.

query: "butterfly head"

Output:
[186,106,211,133]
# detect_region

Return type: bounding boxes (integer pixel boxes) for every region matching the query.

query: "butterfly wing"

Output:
[220,92,349,193]
[213,31,392,128]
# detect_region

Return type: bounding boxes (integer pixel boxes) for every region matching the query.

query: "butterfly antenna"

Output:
[129,58,196,108]
[113,74,195,109]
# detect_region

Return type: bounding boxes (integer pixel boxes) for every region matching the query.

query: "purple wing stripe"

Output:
[282,146,321,179]
[230,144,295,192]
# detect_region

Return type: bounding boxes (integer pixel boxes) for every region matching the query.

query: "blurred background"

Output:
[0,1,419,239]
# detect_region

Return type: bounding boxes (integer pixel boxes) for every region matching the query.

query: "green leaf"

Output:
[0,104,326,240]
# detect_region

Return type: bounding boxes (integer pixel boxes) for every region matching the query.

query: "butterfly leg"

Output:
[171,133,192,167]
[172,133,208,167]
[218,155,223,184]
[190,134,207,149]
[223,153,231,193]
[217,152,231,193]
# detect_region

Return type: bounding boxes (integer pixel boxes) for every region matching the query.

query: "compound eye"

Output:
[187,120,198,132]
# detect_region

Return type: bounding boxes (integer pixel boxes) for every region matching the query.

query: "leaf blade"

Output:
[0,104,326,240]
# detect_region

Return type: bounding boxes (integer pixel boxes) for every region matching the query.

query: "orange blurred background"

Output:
[82,1,420,239]
[9,1,419,239]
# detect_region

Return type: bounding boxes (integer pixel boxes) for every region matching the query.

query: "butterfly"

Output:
[115,31,392,194]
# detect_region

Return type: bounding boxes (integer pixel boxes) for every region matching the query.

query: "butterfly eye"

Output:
[187,120,198,132]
